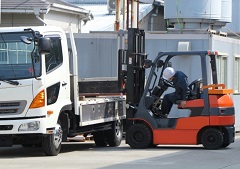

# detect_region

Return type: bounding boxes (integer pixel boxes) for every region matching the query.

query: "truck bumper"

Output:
[0,117,49,147]
[0,134,13,146]
[0,117,48,135]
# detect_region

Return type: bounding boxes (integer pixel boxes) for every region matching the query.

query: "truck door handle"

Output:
[62,82,67,86]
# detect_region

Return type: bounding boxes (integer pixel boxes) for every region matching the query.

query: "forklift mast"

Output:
[118,28,147,119]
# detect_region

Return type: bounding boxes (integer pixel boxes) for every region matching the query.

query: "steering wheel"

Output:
[47,63,58,72]
[188,78,202,89]
[161,78,174,88]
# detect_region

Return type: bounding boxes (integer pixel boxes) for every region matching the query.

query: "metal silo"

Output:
[220,0,232,22]
[164,0,231,30]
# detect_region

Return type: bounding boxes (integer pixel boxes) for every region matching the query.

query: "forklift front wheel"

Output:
[201,128,223,150]
[126,123,152,149]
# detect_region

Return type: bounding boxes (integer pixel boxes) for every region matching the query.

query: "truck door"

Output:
[43,36,70,115]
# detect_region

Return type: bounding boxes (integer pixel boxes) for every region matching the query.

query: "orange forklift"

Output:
[118,28,235,149]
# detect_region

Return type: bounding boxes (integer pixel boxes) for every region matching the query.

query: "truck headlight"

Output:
[18,121,40,132]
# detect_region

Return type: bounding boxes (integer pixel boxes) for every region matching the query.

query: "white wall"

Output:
[0,11,82,33]
[44,11,81,33]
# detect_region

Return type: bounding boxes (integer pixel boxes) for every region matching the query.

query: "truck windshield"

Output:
[0,32,41,80]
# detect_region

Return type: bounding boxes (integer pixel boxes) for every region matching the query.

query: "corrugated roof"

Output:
[2,0,49,11]
[66,0,106,4]
[80,3,154,33]
[1,0,90,15]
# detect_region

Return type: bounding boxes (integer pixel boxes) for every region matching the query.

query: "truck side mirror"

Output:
[20,36,33,44]
[38,37,51,54]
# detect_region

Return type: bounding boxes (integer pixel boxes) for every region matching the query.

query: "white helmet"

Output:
[163,67,175,80]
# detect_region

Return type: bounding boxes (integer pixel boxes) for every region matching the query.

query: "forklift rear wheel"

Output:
[221,142,230,148]
[106,120,123,147]
[201,128,223,150]
[221,128,231,148]
[127,123,152,149]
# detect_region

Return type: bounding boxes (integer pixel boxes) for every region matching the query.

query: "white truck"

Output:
[0,26,126,156]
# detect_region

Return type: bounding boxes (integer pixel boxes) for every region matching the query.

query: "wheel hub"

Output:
[54,124,63,149]
[207,135,216,143]
[134,131,144,142]
[115,120,121,137]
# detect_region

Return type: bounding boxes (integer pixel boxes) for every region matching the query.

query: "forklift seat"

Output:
[146,78,202,110]
[175,78,202,106]
[188,78,202,100]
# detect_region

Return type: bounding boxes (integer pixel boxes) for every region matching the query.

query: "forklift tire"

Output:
[221,142,230,148]
[201,128,223,150]
[93,131,108,147]
[221,128,231,148]
[42,123,62,156]
[106,120,123,147]
[126,123,152,149]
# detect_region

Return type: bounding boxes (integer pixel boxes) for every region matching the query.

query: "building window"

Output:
[234,56,240,93]
[0,43,32,64]
[216,55,227,85]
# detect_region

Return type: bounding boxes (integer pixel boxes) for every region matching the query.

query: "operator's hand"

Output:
[180,101,187,108]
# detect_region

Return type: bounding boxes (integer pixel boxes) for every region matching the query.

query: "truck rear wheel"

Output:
[106,120,123,147]
[126,123,152,149]
[42,123,63,156]
[93,131,108,147]
[22,143,41,147]
[201,128,223,150]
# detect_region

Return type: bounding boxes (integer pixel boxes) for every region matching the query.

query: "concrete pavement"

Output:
[0,134,239,169]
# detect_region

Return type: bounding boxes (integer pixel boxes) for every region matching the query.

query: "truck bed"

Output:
[78,77,119,94]
[78,95,126,126]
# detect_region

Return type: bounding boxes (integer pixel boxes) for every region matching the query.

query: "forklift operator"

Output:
[161,67,190,116]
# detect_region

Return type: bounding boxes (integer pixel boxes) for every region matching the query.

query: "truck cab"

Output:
[0,26,126,156]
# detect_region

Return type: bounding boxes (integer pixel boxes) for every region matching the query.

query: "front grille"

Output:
[0,102,20,107]
[0,125,13,130]
[0,109,18,114]
[0,101,27,115]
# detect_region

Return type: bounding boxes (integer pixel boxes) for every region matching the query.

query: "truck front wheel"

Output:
[42,123,63,156]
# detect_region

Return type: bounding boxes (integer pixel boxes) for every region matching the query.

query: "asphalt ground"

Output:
[0,133,239,169]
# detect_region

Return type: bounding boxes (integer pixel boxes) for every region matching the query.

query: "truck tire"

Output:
[22,144,34,147]
[126,123,152,149]
[93,131,108,147]
[106,120,123,147]
[201,128,223,150]
[42,123,63,156]
[22,143,41,147]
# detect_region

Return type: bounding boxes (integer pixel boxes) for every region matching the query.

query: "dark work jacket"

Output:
[172,71,190,101]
